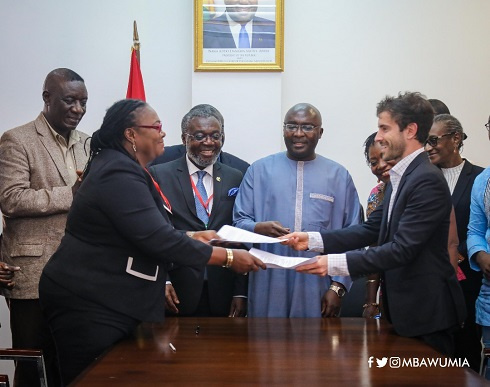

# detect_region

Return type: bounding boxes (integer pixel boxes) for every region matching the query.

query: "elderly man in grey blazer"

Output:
[0,68,90,387]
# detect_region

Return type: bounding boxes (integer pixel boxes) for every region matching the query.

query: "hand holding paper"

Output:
[280,232,309,251]
[214,225,288,244]
[249,248,317,269]
[295,255,329,276]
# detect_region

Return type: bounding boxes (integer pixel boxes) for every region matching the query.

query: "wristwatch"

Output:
[329,284,346,298]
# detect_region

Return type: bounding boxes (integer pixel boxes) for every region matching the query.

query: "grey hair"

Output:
[181,104,224,134]
[433,114,467,150]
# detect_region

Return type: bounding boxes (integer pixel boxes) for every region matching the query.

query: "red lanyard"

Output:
[190,175,214,217]
[144,168,172,213]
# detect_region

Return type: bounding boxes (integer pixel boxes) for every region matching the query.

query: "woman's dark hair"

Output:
[84,99,147,175]
[363,132,378,165]
[433,113,467,151]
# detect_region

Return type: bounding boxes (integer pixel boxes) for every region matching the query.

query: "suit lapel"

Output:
[73,136,89,171]
[390,152,426,211]
[379,184,392,243]
[380,152,427,242]
[176,157,199,219]
[209,163,222,225]
[35,115,71,185]
[451,160,471,207]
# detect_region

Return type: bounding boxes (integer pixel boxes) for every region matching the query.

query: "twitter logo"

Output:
[376,357,388,368]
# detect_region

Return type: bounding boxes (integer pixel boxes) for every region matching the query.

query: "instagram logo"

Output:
[390,357,401,368]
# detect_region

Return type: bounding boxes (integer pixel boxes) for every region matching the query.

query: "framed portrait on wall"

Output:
[194,0,284,72]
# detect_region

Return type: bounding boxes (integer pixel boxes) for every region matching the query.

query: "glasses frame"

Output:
[425,131,456,148]
[283,123,320,133]
[185,132,223,143]
[136,123,163,132]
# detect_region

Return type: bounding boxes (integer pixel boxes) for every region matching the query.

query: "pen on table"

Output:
[169,343,176,352]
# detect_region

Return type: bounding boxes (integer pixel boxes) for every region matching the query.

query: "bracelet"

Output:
[186,231,195,238]
[223,249,234,268]
[362,303,379,309]
[366,279,377,284]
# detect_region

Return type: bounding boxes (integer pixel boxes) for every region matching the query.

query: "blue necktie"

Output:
[195,171,209,226]
[238,25,250,48]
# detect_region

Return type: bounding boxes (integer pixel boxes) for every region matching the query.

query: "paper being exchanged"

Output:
[249,248,317,269]
[215,225,286,244]
[213,225,315,269]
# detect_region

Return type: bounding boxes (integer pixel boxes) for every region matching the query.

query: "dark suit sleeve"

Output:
[344,172,451,277]
[321,204,381,253]
[94,160,211,268]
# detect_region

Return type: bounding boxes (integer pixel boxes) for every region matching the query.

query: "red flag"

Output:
[126,48,146,101]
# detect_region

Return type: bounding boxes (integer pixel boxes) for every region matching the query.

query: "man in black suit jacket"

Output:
[151,144,249,175]
[150,104,247,317]
[203,0,275,49]
[287,92,466,356]
[150,104,249,175]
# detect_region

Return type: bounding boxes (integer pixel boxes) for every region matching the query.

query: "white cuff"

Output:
[307,232,324,252]
[327,254,350,276]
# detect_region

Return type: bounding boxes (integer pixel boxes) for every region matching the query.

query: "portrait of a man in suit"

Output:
[203,0,276,49]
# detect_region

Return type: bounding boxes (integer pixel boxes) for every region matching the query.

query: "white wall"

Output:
[1,0,489,380]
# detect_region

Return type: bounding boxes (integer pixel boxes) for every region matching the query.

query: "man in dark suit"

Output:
[150,104,247,317]
[203,0,275,49]
[286,92,466,357]
[150,105,249,175]
[151,145,249,175]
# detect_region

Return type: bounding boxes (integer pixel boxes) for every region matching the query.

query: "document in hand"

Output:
[214,225,287,244]
[249,248,317,269]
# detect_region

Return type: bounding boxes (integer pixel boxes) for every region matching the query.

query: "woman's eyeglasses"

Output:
[425,132,456,148]
[136,123,163,132]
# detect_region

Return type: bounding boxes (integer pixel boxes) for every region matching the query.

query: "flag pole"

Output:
[133,20,140,64]
[126,20,146,101]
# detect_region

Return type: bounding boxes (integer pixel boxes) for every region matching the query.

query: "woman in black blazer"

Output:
[39,99,264,385]
[426,113,484,371]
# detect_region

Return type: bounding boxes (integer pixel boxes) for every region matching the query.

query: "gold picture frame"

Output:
[194,0,284,72]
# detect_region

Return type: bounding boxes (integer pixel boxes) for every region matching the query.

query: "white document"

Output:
[216,225,286,244]
[249,248,317,269]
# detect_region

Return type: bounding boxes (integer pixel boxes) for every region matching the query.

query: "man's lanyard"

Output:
[144,168,172,213]
[190,175,214,217]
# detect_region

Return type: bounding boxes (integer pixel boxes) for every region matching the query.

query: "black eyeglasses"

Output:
[185,132,223,142]
[283,123,320,133]
[485,122,490,132]
[425,132,456,148]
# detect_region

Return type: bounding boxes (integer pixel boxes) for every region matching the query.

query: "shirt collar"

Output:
[186,155,214,177]
[389,147,425,179]
[42,113,80,148]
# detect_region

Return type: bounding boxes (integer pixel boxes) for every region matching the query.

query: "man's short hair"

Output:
[181,104,224,134]
[376,92,434,144]
[428,99,450,115]
[43,68,84,91]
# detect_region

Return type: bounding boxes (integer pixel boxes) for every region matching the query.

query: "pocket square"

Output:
[228,187,239,197]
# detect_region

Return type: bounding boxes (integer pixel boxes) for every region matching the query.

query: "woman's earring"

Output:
[132,143,137,153]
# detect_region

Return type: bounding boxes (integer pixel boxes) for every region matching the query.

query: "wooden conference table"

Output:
[73,317,487,386]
